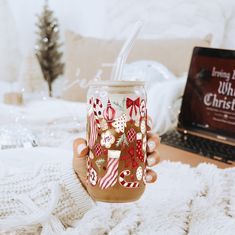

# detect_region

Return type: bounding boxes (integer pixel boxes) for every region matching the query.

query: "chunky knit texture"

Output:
[0,162,94,234]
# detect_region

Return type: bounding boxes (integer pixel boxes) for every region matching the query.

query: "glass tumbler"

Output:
[86,81,147,202]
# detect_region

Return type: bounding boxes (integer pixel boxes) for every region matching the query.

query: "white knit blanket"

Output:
[64,161,235,235]
[1,149,235,234]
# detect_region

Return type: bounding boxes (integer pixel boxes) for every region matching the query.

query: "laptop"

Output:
[161,47,235,167]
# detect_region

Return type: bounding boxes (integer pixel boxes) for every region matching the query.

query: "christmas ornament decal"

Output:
[89,167,98,186]
[94,143,102,157]
[103,99,116,123]
[87,158,97,186]
[136,166,143,181]
[127,128,136,142]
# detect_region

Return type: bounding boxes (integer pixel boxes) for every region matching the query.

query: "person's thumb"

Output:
[73,138,89,188]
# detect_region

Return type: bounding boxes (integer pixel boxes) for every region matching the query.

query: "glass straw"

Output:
[111,21,143,81]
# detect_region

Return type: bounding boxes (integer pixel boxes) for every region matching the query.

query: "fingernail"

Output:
[77,143,87,156]
[147,156,156,166]
[146,174,153,182]
[147,140,156,152]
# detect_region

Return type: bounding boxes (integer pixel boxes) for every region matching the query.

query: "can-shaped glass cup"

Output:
[86,81,147,202]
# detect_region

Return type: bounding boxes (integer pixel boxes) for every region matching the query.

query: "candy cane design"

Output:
[99,150,121,190]
[87,158,98,186]
[119,170,140,188]
[88,111,97,149]
[139,99,147,118]
[88,98,97,149]
[93,98,103,129]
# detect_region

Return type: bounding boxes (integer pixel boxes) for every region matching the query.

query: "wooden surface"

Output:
[159,144,235,169]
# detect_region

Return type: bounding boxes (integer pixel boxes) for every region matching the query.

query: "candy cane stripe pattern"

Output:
[88,112,97,149]
[93,98,103,129]
[119,170,140,188]
[99,150,121,190]
[139,99,147,118]
[88,99,97,149]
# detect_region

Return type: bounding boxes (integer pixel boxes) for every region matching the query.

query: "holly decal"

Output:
[116,133,129,147]
[95,158,105,170]
[113,98,126,112]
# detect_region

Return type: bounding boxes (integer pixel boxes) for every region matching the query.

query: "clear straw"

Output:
[111,21,143,81]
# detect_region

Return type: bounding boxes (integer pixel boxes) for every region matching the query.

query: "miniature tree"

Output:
[35,2,64,97]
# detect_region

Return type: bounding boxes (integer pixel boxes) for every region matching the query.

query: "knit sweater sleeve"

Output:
[0,161,94,234]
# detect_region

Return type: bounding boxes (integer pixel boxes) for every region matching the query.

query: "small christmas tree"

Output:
[35,1,64,97]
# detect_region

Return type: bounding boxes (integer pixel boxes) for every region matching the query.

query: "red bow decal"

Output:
[126,98,140,118]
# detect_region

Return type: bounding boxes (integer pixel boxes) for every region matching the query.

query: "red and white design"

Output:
[94,143,102,157]
[139,99,147,118]
[101,130,115,148]
[119,170,140,188]
[142,135,147,152]
[140,120,146,134]
[120,146,138,169]
[93,98,103,129]
[103,99,116,123]
[89,166,98,186]
[143,168,147,185]
[127,128,136,143]
[99,150,121,190]
[136,133,144,162]
[112,114,127,133]
[136,166,143,181]
[126,97,140,119]
[100,119,108,131]
[88,109,97,149]
[87,158,97,186]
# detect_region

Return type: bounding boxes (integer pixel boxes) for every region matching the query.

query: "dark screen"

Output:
[179,47,235,139]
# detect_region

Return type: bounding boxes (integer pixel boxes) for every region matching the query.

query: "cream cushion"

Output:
[63,31,211,101]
